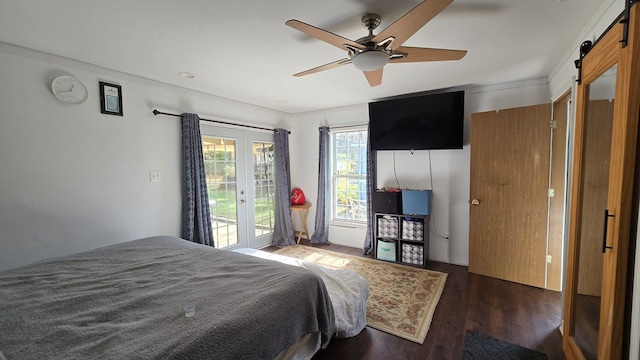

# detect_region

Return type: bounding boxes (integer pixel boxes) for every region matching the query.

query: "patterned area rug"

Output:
[462,331,548,360]
[273,245,447,344]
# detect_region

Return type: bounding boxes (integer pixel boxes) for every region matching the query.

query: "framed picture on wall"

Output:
[99,81,123,116]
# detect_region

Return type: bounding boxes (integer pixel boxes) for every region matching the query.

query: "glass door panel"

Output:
[252,141,275,238]
[202,136,239,248]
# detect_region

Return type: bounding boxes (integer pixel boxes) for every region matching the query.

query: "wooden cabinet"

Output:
[374,213,429,268]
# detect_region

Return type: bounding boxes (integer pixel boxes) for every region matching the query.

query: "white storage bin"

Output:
[377,216,399,238]
[377,240,397,262]
[401,243,424,265]
[402,218,424,240]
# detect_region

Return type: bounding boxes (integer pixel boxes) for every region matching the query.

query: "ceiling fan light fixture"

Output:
[352,50,390,71]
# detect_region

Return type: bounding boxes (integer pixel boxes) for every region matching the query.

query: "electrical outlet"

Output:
[150,170,161,183]
[546,254,552,264]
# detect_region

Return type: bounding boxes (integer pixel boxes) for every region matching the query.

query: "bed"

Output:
[0,236,342,359]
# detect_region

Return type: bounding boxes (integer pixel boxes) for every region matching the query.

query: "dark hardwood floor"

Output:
[263,241,565,360]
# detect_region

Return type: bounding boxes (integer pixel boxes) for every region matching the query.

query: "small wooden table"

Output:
[291,202,312,244]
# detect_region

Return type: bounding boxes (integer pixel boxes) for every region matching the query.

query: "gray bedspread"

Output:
[0,236,335,359]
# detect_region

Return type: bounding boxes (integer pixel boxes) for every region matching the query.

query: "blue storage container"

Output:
[402,190,432,215]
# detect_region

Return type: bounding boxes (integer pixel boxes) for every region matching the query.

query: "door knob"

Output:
[471,199,480,205]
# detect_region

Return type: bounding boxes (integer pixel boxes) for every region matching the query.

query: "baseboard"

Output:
[448,258,469,267]
[327,239,470,267]
[428,255,449,264]
[427,255,469,267]
[328,238,363,249]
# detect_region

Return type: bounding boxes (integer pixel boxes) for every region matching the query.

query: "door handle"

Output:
[602,209,614,253]
[471,199,480,205]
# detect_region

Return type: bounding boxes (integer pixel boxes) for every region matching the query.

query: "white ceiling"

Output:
[0,0,608,114]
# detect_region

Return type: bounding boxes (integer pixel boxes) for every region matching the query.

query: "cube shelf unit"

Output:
[375,213,429,268]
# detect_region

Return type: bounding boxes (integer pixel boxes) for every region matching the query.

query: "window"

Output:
[332,129,368,223]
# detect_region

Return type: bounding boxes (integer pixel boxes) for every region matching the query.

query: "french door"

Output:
[200,125,276,249]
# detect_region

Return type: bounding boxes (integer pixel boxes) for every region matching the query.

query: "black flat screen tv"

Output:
[369,90,464,150]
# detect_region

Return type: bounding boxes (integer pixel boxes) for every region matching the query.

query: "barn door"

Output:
[469,104,551,288]
[563,5,640,358]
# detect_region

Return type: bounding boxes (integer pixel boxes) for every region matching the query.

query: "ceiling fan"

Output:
[286,0,467,87]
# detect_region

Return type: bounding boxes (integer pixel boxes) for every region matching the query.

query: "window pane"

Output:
[332,129,367,222]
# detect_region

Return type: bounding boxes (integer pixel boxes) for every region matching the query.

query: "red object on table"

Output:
[291,187,306,205]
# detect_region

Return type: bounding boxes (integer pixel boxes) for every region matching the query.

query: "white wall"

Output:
[290,78,551,265]
[0,43,289,271]
[549,0,622,100]
[0,42,551,270]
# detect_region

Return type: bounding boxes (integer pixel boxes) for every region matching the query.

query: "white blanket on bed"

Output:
[233,248,369,338]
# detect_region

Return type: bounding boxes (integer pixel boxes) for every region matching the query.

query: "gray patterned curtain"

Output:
[363,125,376,254]
[311,127,330,244]
[272,129,296,246]
[181,113,214,246]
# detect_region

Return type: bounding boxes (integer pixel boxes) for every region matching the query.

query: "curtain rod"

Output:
[152,109,291,134]
[325,123,369,131]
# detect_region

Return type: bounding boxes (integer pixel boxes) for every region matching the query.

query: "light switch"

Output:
[150,170,161,183]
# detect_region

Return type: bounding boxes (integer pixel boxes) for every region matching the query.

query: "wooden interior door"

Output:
[469,104,551,288]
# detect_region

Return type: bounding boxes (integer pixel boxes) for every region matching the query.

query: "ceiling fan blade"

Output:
[286,20,365,51]
[390,46,467,63]
[363,68,383,87]
[293,58,352,77]
[372,0,453,51]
